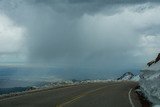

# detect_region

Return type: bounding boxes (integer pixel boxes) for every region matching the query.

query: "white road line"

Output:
[128,88,135,107]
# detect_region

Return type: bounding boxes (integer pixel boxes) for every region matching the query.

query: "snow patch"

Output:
[131,75,140,81]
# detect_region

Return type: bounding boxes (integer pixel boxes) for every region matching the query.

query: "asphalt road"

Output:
[0,82,142,107]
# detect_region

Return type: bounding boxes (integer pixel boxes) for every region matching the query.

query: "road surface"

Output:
[0,82,143,107]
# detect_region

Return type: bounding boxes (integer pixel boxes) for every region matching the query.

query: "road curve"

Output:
[0,82,142,107]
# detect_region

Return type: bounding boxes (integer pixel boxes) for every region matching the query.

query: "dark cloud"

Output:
[0,0,160,79]
[35,0,160,4]
[28,0,160,17]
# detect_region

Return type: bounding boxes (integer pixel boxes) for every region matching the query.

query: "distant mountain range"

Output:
[0,87,36,95]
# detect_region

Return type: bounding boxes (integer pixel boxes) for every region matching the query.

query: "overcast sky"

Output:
[0,0,160,78]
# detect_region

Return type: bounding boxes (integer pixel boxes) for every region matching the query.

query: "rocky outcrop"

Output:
[117,72,134,80]
[147,53,160,67]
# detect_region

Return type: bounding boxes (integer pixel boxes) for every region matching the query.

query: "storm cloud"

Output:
[1,0,160,78]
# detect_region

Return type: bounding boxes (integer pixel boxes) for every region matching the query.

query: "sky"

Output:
[0,0,160,79]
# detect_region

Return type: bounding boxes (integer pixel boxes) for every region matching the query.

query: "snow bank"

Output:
[139,53,160,105]
[140,62,160,105]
